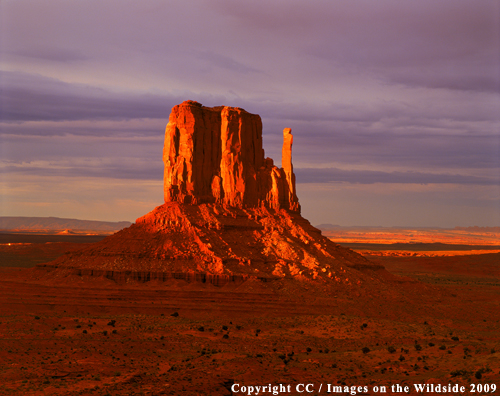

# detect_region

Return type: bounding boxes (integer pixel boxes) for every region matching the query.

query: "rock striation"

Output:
[38,101,389,288]
[163,101,300,212]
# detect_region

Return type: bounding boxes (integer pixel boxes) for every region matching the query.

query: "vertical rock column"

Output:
[220,107,264,207]
[163,101,222,204]
[282,128,300,212]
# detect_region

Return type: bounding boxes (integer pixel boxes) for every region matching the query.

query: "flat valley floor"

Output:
[0,233,499,395]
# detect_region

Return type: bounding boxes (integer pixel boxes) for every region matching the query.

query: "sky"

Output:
[1,0,499,227]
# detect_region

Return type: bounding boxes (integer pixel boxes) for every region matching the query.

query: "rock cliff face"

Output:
[163,101,300,212]
[39,101,389,287]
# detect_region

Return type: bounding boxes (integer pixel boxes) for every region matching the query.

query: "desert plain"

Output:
[0,226,499,396]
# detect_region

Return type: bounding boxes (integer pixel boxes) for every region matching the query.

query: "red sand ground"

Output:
[0,235,499,395]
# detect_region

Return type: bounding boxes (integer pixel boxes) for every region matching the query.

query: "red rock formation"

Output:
[163,101,300,212]
[39,101,391,287]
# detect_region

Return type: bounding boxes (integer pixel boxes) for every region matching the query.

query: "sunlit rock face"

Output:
[40,101,388,286]
[163,100,300,212]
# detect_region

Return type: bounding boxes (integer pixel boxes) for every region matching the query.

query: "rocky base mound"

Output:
[38,202,393,288]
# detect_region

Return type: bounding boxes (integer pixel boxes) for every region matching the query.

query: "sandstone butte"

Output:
[38,101,396,290]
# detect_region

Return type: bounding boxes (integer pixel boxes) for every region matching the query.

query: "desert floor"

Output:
[0,233,499,395]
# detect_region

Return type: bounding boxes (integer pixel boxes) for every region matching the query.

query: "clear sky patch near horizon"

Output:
[1,0,499,227]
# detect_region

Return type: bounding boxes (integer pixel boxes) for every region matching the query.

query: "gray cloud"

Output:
[197,51,262,74]
[7,48,89,62]
[0,71,179,122]
[214,0,500,93]
[2,161,163,181]
[295,168,497,186]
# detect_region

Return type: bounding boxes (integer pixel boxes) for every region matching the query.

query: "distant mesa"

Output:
[0,216,131,235]
[39,101,388,288]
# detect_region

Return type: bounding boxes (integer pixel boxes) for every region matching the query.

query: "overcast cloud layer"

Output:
[1,0,499,226]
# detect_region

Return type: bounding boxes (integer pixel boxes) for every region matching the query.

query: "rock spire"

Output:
[163,100,300,212]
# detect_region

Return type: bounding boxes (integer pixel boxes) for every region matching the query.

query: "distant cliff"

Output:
[0,217,131,234]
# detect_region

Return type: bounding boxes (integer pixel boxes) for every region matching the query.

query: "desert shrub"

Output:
[475,367,491,378]
[415,344,422,351]
[428,342,435,347]
[362,347,370,354]
[451,336,459,341]
[34,316,40,320]
[306,347,312,353]
[399,355,405,361]
[171,312,179,317]
[222,334,229,339]
[387,346,396,354]
[222,325,228,330]
[198,326,204,332]
[439,345,446,350]
[450,369,469,377]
